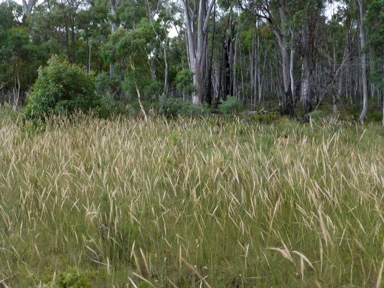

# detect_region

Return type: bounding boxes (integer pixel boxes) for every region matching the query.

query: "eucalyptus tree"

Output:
[22,0,38,15]
[26,0,83,63]
[108,0,122,76]
[0,27,38,110]
[109,0,122,33]
[182,0,216,104]
[326,2,355,107]
[103,18,162,105]
[0,0,37,109]
[76,3,109,73]
[107,0,148,76]
[290,0,325,114]
[58,0,83,63]
[236,0,295,116]
[366,0,384,124]
[0,0,22,48]
[144,0,181,96]
[322,17,350,116]
[357,0,368,122]
[223,9,271,107]
[366,0,384,89]
[217,10,237,102]
[0,0,22,47]
[332,0,373,116]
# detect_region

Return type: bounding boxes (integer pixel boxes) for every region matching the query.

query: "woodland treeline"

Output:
[0,0,383,121]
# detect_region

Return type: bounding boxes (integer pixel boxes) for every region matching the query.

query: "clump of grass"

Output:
[0,109,383,287]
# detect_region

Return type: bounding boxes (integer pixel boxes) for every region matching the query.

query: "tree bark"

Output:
[301,24,313,115]
[183,0,215,104]
[206,4,216,105]
[22,0,37,15]
[71,16,76,63]
[65,24,70,62]
[258,0,294,117]
[145,0,169,96]
[278,0,294,117]
[109,0,121,77]
[358,0,368,122]
[290,39,295,104]
[13,69,20,112]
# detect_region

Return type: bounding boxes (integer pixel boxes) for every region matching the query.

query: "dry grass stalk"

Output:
[377,258,384,288]
[1,112,384,286]
[181,257,212,288]
[132,272,156,287]
[267,245,294,264]
[317,206,334,248]
[167,278,178,288]
[293,250,315,280]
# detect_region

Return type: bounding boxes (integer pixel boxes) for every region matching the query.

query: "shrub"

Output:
[24,56,100,121]
[367,109,382,122]
[175,69,197,99]
[159,96,183,117]
[180,100,211,117]
[249,111,280,124]
[219,96,242,114]
[43,267,93,288]
[98,95,135,119]
[159,96,210,118]
[95,71,121,96]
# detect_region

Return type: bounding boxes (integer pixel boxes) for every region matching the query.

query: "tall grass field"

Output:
[0,109,383,287]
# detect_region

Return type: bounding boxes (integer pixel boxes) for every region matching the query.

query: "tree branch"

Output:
[203,0,215,33]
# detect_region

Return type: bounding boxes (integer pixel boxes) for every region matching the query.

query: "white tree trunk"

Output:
[382,95,384,126]
[358,0,368,122]
[290,45,295,103]
[13,70,20,112]
[22,0,37,15]
[268,0,293,116]
[109,0,121,77]
[182,0,215,105]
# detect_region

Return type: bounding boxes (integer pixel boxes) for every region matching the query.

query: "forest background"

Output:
[0,0,384,121]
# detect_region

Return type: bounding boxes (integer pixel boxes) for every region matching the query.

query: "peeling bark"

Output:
[183,0,215,104]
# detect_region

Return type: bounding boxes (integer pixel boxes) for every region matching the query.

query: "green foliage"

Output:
[0,103,23,122]
[346,104,361,121]
[366,0,384,88]
[103,18,163,101]
[159,96,183,117]
[248,111,280,124]
[116,0,147,30]
[306,109,322,120]
[159,96,211,117]
[44,267,93,288]
[122,69,162,100]
[175,69,196,99]
[0,0,22,32]
[98,95,135,118]
[346,101,383,123]
[367,109,383,122]
[95,71,120,95]
[24,56,100,121]
[289,0,324,28]
[219,95,242,114]
[0,26,40,92]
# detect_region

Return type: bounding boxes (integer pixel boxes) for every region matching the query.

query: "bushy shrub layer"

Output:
[24,56,100,121]
[159,96,211,117]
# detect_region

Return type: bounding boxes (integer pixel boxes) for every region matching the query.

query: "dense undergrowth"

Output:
[0,108,383,287]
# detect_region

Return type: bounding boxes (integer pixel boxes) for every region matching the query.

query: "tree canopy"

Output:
[0,0,383,122]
